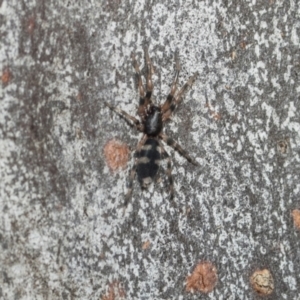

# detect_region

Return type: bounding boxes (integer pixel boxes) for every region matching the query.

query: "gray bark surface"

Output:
[1,0,300,299]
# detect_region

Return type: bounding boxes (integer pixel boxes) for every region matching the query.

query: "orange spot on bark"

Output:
[186,261,218,294]
[104,139,129,172]
[1,68,12,85]
[27,17,35,34]
[142,240,151,250]
[101,281,126,300]
[292,209,300,229]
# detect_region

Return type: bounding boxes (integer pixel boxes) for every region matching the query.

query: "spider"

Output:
[104,48,198,206]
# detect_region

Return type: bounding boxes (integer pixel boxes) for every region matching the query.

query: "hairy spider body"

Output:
[104,48,198,206]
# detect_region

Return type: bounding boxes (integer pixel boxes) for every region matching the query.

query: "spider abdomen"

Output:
[137,138,161,188]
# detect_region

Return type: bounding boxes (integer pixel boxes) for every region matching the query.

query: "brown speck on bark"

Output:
[205,103,221,121]
[240,41,247,49]
[277,139,289,156]
[292,209,300,229]
[76,92,83,101]
[27,17,35,34]
[104,139,129,172]
[75,127,83,139]
[142,240,151,250]
[186,261,218,294]
[185,206,191,215]
[250,269,274,296]
[231,50,237,60]
[1,67,12,85]
[101,281,126,300]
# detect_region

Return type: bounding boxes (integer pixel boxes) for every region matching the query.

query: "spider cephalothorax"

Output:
[144,105,163,136]
[104,48,198,205]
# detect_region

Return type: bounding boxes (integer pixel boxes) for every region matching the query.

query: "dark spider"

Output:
[104,48,198,205]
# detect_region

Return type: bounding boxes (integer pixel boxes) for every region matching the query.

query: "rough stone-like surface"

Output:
[1,0,300,299]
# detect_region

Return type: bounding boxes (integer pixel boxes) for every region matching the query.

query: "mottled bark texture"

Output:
[1,0,300,299]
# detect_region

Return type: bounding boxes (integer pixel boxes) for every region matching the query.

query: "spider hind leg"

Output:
[159,141,174,201]
[160,133,199,166]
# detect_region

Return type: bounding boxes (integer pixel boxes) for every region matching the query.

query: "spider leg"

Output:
[162,72,198,122]
[144,47,154,104]
[104,101,144,132]
[131,52,148,119]
[159,141,174,200]
[124,134,148,207]
[160,133,199,166]
[161,54,180,114]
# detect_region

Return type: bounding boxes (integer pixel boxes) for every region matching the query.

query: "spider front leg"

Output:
[161,54,180,114]
[124,134,148,207]
[160,133,199,166]
[131,52,148,119]
[159,142,174,201]
[104,101,144,132]
[162,72,198,122]
[144,47,154,104]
